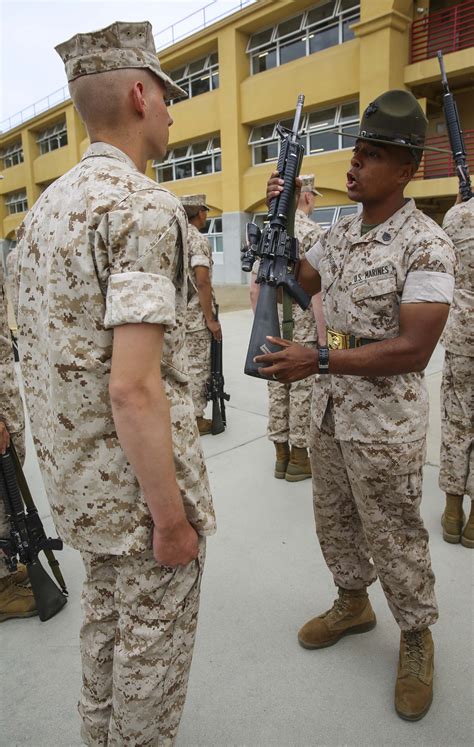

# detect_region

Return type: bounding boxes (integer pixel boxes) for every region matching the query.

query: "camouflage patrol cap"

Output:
[180,194,209,209]
[300,174,322,197]
[341,89,447,157]
[55,21,187,101]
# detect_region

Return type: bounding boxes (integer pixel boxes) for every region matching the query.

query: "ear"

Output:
[397,159,415,187]
[131,81,146,116]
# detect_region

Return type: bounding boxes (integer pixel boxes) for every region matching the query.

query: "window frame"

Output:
[36,121,68,155]
[247,0,360,75]
[5,190,28,215]
[1,141,24,169]
[154,137,222,183]
[168,52,219,103]
[253,203,358,232]
[249,101,359,166]
[202,216,224,254]
[311,203,358,230]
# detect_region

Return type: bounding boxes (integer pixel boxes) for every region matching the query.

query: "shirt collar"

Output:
[345,199,416,246]
[81,142,139,172]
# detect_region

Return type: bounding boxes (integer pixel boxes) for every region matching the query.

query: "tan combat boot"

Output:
[196,416,212,436]
[285,446,312,482]
[298,587,376,649]
[0,574,37,622]
[395,629,434,721]
[441,493,464,543]
[274,442,290,479]
[461,500,474,548]
[2,563,29,587]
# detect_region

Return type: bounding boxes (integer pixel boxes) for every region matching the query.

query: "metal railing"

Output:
[154,0,255,49]
[1,0,255,133]
[414,129,474,179]
[1,86,70,134]
[411,0,474,63]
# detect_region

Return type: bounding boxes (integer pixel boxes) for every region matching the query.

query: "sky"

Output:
[0,0,252,127]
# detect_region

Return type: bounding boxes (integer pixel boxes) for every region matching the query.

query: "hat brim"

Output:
[338,131,450,154]
[149,66,187,101]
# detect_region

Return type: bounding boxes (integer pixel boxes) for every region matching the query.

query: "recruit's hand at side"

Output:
[255,336,318,383]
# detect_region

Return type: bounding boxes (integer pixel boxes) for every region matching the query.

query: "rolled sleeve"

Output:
[404,234,456,304]
[402,270,455,304]
[104,271,176,329]
[305,240,324,271]
[190,254,210,269]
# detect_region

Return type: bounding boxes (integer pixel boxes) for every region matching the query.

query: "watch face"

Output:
[318,346,329,372]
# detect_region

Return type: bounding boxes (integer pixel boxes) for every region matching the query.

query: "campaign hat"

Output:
[55,21,187,101]
[340,89,447,155]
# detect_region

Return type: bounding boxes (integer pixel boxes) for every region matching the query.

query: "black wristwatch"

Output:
[318,345,329,373]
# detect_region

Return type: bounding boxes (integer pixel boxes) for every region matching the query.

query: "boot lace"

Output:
[325,593,351,621]
[402,631,424,676]
[332,596,350,614]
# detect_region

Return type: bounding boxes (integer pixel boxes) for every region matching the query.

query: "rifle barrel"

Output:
[291,94,305,139]
[437,50,449,91]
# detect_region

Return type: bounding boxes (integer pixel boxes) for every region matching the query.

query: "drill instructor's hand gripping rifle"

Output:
[241,94,311,378]
[0,441,68,621]
[206,304,230,435]
[437,51,472,202]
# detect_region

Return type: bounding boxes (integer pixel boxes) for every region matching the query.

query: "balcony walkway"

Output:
[1,307,472,747]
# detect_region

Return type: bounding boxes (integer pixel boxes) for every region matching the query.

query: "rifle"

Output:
[0,441,68,621]
[437,51,472,202]
[241,94,310,378]
[205,304,230,435]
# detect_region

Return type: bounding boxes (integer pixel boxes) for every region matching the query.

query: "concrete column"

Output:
[215,25,253,284]
[217,27,252,211]
[65,106,86,166]
[22,129,41,211]
[352,0,413,109]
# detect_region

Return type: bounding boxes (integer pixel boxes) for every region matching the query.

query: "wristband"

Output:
[318,345,329,373]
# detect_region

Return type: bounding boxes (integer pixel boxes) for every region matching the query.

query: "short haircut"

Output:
[184,205,204,220]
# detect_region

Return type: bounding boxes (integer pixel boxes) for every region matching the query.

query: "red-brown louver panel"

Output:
[411,1,474,63]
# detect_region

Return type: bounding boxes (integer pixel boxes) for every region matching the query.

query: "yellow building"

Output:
[1,0,473,283]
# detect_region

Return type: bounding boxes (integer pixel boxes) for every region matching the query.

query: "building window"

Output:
[36,122,68,154]
[253,203,357,231]
[312,203,357,229]
[1,141,24,169]
[169,53,219,103]
[249,101,359,165]
[5,190,28,215]
[202,216,223,254]
[154,137,222,182]
[247,0,360,74]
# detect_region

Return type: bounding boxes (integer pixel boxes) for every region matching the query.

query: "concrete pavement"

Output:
[1,308,472,747]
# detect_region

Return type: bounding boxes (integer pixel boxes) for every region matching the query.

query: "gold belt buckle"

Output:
[327,329,349,350]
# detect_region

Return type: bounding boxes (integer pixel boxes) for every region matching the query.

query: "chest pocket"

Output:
[351,275,397,302]
[350,274,399,334]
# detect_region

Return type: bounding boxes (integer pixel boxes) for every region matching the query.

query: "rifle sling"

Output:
[281,290,294,342]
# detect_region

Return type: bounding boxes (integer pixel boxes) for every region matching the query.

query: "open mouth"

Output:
[346,172,357,188]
